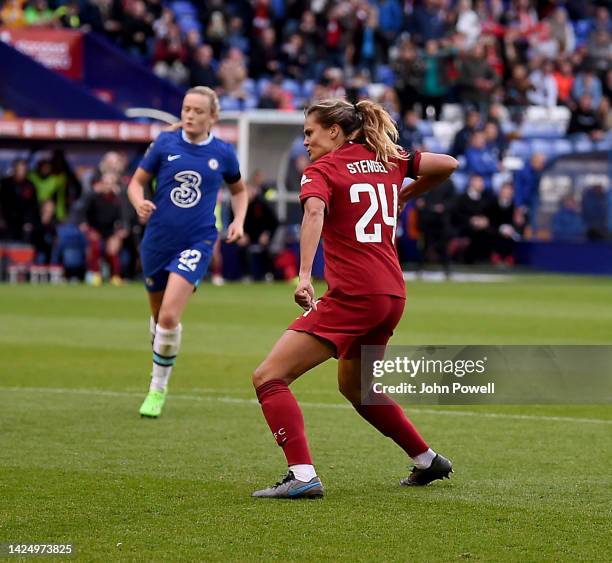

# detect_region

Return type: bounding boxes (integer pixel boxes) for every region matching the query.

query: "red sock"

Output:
[354,393,429,457]
[255,379,313,466]
[87,239,101,272]
[108,254,121,277]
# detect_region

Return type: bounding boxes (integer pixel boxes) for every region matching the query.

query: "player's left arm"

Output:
[398,152,458,207]
[226,179,247,243]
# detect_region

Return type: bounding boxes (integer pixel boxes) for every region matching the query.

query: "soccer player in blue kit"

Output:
[128,86,248,417]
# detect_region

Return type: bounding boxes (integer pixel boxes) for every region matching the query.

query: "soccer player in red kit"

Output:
[251,99,458,498]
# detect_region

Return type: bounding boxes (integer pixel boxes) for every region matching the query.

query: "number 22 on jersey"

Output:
[350,183,398,243]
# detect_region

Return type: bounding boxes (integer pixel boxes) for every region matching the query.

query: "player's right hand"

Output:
[295,278,317,311]
[135,200,156,223]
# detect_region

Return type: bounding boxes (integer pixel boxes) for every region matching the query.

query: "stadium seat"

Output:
[452,171,469,192]
[440,104,463,123]
[416,121,433,136]
[509,140,531,158]
[553,139,572,155]
[572,135,594,152]
[376,65,396,86]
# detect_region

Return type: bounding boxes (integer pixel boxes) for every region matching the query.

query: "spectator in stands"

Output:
[204,7,228,59]
[0,0,26,27]
[153,22,189,85]
[250,27,282,78]
[551,195,585,242]
[78,172,130,286]
[188,44,219,89]
[227,16,250,55]
[567,95,605,140]
[236,179,279,281]
[420,39,454,120]
[32,199,57,265]
[514,152,546,227]
[97,0,123,45]
[483,120,506,160]
[377,0,404,47]
[393,37,425,115]
[581,184,608,241]
[28,159,68,222]
[456,0,481,49]
[218,47,248,94]
[121,0,154,59]
[451,174,494,263]
[505,64,532,111]
[553,60,575,106]
[0,158,40,243]
[409,0,447,46]
[281,32,309,81]
[587,30,612,79]
[528,59,558,108]
[464,131,500,190]
[572,67,603,110]
[456,43,500,112]
[398,110,424,152]
[547,7,575,55]
[450,109,481,157]
[24,0,56,26]
[415,177,455,276]
[487,182,523,265]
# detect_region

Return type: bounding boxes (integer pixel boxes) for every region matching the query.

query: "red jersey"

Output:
[299,142,421,298]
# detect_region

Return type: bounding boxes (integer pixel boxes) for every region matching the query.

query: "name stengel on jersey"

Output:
[346,160,389,175]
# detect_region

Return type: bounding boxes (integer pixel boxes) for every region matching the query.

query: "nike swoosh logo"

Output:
[168,154,181,161]
[288,481,322,496]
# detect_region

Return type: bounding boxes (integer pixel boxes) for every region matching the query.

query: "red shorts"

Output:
[288,290,405,359]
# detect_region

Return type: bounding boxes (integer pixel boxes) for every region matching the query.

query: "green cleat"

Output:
[139,390,167,418]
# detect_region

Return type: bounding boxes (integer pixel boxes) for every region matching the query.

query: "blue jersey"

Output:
[139,130,241,256]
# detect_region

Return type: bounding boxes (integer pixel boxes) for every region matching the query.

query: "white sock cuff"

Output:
[154,323,182,355]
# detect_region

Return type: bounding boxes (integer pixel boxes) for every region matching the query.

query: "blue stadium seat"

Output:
[509,140,531,158]
[376,65,396,86]
[171,1,197,17]
[452,171,469,192]
[530,139,557,156]
[282,79,300,97]
[572,135,594,152]
[553,139,572,155]
[417,121,433,136]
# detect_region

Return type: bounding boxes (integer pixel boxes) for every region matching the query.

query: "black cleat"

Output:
[400,454,453,486]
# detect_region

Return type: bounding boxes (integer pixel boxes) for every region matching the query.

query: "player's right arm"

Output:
[128,167,156,223]
[295,196,325,311]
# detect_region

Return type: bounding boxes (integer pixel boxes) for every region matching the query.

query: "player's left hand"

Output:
[226,221,244,243]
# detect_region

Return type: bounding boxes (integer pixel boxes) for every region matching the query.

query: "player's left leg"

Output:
[140,274,193,418]
[338,358,452,485]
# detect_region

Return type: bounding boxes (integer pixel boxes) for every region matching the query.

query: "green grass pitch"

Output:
[1,275,611,561]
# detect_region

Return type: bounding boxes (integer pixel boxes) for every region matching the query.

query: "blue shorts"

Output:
[141,240,215,293]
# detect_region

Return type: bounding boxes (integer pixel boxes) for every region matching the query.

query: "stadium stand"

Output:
[0,0,610,281]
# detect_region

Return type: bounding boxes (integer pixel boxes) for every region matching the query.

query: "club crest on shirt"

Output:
[171,170,202,208]
[208,158,219,170]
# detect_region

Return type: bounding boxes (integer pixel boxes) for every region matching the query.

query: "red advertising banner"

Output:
[0,28,83,80]
[0,119,239,144]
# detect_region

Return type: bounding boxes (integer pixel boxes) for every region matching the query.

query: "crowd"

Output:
[0,0,611,279]
[1,1,609,122]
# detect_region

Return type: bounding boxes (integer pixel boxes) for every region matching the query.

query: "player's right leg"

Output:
[251,330,334,499]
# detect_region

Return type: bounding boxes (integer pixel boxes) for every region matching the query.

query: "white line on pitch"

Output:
[3,386,612,426]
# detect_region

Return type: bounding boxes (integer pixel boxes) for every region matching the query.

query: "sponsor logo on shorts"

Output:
[145,277,154,287]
